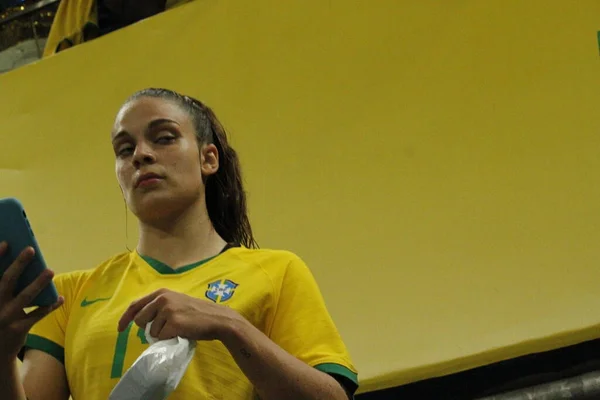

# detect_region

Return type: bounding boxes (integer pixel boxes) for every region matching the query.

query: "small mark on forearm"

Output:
[240,348,252,359]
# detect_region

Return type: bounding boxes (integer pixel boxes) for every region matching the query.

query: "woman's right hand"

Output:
[0,242,63,364]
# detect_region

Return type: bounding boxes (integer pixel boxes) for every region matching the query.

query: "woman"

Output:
[0,89,358,400]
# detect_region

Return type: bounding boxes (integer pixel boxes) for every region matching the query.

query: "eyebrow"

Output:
[111,118,180,143]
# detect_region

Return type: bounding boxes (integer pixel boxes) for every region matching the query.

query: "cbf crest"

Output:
[205,279,238,303]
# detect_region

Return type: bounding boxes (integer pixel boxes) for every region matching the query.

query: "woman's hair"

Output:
[126,88,258,249]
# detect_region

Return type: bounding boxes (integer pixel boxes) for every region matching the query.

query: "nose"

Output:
[132,142,156,168]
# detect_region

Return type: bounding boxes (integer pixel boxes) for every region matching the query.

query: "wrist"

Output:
[217,308,248,347]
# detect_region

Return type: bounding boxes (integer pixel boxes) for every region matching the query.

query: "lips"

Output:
[135,172,163,187]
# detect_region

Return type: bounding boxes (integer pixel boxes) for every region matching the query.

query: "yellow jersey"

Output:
[24,246,358,399]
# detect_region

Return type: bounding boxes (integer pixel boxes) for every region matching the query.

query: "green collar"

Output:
[140,254,217,275]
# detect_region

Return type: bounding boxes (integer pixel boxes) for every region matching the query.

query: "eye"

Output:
[156,135,175,144]
[116,145,134,157]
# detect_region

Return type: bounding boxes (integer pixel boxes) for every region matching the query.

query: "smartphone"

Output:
[0,198,59,307]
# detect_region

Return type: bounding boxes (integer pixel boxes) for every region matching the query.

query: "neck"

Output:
[136,201,227,269]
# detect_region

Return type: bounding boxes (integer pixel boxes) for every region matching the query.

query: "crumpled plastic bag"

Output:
[109,322,196,400]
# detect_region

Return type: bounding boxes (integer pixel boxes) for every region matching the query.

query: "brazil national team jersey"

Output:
[23,246,358,399]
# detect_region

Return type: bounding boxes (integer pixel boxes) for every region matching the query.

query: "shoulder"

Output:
[227,246,303,268]
[52,251,133,296]
[227,247,312,281]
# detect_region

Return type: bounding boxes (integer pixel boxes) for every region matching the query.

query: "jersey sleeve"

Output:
[20,271,85,364]
[267,254,358,395]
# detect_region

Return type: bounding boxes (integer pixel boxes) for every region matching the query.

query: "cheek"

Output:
[176,160,203,188]
[173,148,203,181]
[115,163,131,189]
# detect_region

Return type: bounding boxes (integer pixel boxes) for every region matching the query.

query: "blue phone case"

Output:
[0,198,59,307]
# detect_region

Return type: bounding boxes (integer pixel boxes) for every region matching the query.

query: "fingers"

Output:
[14,269,55,310]
[0,246,34,302]
[20,296,64,329]
[157,322,177,341]
[149,312,167,339]
[118,290,164,332]
[133,298,160,330]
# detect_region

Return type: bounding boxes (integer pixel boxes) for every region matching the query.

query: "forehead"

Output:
[112,97,190,138]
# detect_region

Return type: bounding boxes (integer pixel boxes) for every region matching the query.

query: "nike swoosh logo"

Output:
[80,297,112,307]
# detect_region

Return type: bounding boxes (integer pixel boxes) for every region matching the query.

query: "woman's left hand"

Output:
[118,288,236,341]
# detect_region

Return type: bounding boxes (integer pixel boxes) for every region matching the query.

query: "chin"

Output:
[130,190,201,223]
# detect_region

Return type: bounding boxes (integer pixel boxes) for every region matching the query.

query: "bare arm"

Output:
[221,315,349,400]
[120,285,356,399]
[0,350,68,400]
[21,350,70,400]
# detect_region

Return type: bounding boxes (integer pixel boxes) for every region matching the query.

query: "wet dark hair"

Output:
[126,88,258,249]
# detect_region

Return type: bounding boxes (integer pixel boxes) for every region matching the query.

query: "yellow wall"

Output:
[1,0,599,393]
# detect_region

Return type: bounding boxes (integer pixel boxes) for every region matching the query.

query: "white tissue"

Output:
[109,321,196,400]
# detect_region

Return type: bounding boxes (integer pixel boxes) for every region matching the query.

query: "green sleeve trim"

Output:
[24,334,65,365]
[315,363,359,395]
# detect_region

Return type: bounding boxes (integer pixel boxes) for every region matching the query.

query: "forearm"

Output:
[220,316,348,400]
[0,359,27,400]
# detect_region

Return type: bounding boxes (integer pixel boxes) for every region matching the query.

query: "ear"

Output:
[200,143,219,176]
